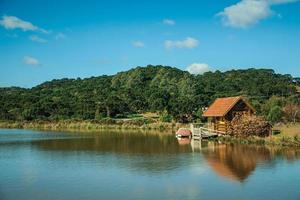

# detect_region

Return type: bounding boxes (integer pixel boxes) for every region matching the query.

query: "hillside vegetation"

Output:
[0,65,299,123]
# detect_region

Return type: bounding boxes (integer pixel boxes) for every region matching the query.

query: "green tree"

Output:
[267,106,283,124]
[0,66,298,123]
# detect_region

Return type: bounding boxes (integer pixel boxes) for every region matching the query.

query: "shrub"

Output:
[159,110,173,122]
[294,135,300,143]
[98,118,116,124]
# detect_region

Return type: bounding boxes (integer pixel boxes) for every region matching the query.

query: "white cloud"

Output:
[29,35,47,43]
[163,19,175,25]
[0,15,49,33]
[55,32,66,40]
[132,40,145,48]
[218,0,299,28]
[23,56,40,66]
[186,63,210,75]
[218,0,271,28]
[165,37,199,49]
[0,15,38,31]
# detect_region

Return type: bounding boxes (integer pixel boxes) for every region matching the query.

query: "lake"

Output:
[0,129,300,200]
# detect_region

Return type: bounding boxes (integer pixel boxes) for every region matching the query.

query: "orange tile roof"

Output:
[203,96,248,117]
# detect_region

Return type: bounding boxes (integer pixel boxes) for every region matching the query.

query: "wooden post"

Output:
[200,127,202,139]
[190,123,194,138]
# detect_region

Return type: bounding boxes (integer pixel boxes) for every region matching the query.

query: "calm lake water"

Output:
[1,129,300,200]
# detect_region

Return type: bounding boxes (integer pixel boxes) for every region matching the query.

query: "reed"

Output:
[0,119,177,133]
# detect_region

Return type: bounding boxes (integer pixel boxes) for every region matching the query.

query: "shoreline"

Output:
[1,120,300,147]
[215,135,300,148]
[0,120,182,133]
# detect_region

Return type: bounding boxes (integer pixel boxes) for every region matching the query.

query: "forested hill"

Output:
[1,65,299,122]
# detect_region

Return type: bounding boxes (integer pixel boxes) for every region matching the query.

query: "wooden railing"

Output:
[190,123,224,140]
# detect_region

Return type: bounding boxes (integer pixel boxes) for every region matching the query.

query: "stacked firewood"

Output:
[227,113,272,137]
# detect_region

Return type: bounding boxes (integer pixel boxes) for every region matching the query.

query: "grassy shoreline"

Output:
[0,120,183,133]
[215,135,300,148]
[1,120,300,147]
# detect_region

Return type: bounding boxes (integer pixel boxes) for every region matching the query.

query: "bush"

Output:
[294,135,300,143]
[98,118,116,124]
[159,110,173,122]
[228,114,272,137]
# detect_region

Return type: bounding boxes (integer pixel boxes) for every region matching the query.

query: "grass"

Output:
[141,112,160,119]
[273,123,300,137]
[215,134,300,147]
[0,112,187,133]
[0,118,185,133]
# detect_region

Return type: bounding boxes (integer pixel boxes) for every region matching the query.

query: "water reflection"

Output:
[177,138,191,146]
[27,132,193,174]
[202,143,266,182]
[1,129,300,182]
[30,131,192,154]
[193,140,300,182]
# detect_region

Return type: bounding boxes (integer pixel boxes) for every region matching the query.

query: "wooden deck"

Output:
[190,123,224,140]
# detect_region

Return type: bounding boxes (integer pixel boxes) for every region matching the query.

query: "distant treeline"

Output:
[1,65,300,123]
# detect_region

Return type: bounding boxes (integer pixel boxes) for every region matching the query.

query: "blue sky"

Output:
[1,0,300,87]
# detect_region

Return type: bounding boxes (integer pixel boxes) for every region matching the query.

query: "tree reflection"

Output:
[20,131,300,176]
[31,131,192,155]
[30,131,193,173]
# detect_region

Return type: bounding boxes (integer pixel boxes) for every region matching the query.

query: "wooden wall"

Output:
[209,100,255,134]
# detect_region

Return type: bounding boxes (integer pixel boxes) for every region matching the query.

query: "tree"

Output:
[0,66,298,123]
[267,106,283,124]
[262,96,284,117]
[283,103,300,123]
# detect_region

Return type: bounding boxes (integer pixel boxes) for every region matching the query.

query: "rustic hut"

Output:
[202,96,255,134]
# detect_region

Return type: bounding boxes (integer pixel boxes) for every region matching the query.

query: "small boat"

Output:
[176,128,192,138]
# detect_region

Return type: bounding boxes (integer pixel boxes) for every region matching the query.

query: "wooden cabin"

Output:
[202,96,255,134]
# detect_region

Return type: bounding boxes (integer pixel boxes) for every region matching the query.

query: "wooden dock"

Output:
[190,123,224,140]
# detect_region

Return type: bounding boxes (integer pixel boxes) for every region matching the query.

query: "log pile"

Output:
[227,114,272,137]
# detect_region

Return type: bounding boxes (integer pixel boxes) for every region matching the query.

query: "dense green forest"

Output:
[1,65,300,123]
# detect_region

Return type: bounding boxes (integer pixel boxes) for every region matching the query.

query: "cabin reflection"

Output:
[200,142,272,182]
